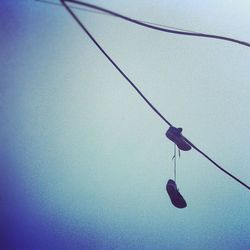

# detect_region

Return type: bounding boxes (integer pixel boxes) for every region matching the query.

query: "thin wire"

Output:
[63,0,250,48]
[35,0,198,33]
[60,0,172,127]
[36,0,250,47]
[60,0,250,191]
[171,144,176,182]
[35,0,113,16]
[184,137,250,191]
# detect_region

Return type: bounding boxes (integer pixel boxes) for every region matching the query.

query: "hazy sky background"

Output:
[1,0,250,249]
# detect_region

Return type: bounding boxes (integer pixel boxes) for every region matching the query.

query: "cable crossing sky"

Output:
[40,0,250,191]
[62,0,250,48]
[35,0,204,34]
[37,0,250,48]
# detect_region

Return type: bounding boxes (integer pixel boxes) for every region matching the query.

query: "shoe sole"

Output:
[166,182,187,209]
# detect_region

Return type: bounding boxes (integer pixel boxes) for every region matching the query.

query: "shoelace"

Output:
[172,144,181,184]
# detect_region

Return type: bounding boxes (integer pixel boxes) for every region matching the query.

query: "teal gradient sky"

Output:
[1,0,250,249]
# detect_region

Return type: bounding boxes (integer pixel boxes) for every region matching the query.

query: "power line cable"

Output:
[36,0,250,47]
[60,0,250,191]
[62,0,250,48]
[35,0,198,33]
[58,0,172,126]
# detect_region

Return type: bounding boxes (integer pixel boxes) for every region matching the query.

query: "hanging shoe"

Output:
[166,126,191,151]
[166,179,187,209]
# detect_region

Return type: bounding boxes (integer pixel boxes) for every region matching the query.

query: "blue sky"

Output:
[1,0,250,249]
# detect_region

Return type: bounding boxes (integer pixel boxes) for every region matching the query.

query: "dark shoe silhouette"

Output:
[166,179,187,209]
[166,126,191,151]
